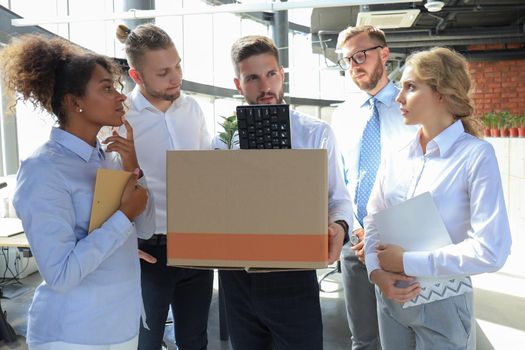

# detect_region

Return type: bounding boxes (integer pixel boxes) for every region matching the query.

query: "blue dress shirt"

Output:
[331,81,418,231]
[13,127,155,346]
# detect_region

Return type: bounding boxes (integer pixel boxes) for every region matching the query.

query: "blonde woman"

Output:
[364,47,511,349]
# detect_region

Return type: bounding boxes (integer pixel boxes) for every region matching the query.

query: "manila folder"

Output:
[88,168,131,233]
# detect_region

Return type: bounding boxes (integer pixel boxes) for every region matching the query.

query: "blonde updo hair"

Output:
[405,47,482,137]
[116,23,174,70]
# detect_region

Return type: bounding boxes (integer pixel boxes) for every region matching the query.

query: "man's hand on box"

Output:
[327,223,345,264]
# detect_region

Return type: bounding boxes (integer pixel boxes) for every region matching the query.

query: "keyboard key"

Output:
[236,105,291,149]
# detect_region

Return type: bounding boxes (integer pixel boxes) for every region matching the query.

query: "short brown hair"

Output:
[116,23,174,69]
[231,35,279,77]
[337,25,387,49]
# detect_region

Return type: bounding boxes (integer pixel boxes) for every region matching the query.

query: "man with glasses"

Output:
[331,25,416,350]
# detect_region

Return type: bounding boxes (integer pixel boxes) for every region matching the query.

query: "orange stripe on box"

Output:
[168,233,328,262]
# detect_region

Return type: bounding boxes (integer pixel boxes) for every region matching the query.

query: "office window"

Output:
[0,74,20,175]
[9,0,61,34]
[212,97,240,142]
[213,13,240,89]
[15,100,54,165]
[4,1,347,170]
[68,0,116,55]
[241,16,268,37]
[320,68,345,101]
[289,32,320,99]
[183,13,214,85]
[189,94,215,137]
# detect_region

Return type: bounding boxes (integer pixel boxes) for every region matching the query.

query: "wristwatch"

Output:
[349,232,361,246]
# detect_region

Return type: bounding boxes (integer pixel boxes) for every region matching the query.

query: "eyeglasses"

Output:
[337,45,383,70]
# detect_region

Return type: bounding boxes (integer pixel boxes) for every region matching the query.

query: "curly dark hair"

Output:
[0,34,122,127]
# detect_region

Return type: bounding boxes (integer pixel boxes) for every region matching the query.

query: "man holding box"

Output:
[214,35,353,350]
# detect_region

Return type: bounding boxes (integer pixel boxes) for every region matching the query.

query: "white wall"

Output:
[488,138,525,277]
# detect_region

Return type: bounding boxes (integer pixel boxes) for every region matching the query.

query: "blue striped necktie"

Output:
[355,97,381,226]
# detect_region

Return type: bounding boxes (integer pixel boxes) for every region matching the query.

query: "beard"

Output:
[351,56,384,92]
[142,80,180,102]
[246,87,285,105]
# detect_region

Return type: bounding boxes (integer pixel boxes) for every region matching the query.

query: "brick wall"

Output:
[468,45,525,116]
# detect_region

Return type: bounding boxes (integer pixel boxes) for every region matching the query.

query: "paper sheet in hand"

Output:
[372,192,452,249]
[88,168,132,233]
[372,192,472,307]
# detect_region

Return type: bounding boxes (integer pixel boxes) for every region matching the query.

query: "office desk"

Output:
[0,233,29,249]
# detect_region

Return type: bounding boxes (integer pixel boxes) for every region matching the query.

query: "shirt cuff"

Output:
[137,174,148,187]
[403,251,432,277]
[108,210,134,236]
[365,253,381,281]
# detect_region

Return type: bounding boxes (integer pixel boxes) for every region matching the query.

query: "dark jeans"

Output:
[219,269,323,350]
[138,236,213,350]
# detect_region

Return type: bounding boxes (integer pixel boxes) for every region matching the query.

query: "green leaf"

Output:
[217,114,238,149]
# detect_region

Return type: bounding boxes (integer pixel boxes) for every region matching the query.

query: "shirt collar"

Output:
[431,119,465,157]
[361,80,398,109]
[50,127,105,162]
[130,85,184,113]
[406,119,465,157]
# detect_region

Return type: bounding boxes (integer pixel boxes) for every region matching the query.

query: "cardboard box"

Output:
[166,149,328,269]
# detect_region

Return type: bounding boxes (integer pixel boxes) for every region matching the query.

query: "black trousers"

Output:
[138,235,213,350]
[219,269,323,350]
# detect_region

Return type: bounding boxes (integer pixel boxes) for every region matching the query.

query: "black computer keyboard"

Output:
[236,104,292,149]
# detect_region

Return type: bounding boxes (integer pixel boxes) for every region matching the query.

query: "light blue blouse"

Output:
[13,127,155,346]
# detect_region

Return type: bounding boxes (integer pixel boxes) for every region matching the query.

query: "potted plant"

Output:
[481,113,493,137]
[509,113,519,138]
[518,113,525,138]
[483,112,500,137]
[498,111,511,137]
[217,114,239,149]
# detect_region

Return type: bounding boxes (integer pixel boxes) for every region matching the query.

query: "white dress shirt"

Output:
[331,81,417,231]
[364,120,512,278]
[124,86,211,234]
[212,109,353,227]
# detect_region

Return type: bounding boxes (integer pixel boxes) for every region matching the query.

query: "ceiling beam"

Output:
[11,0,420,27]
